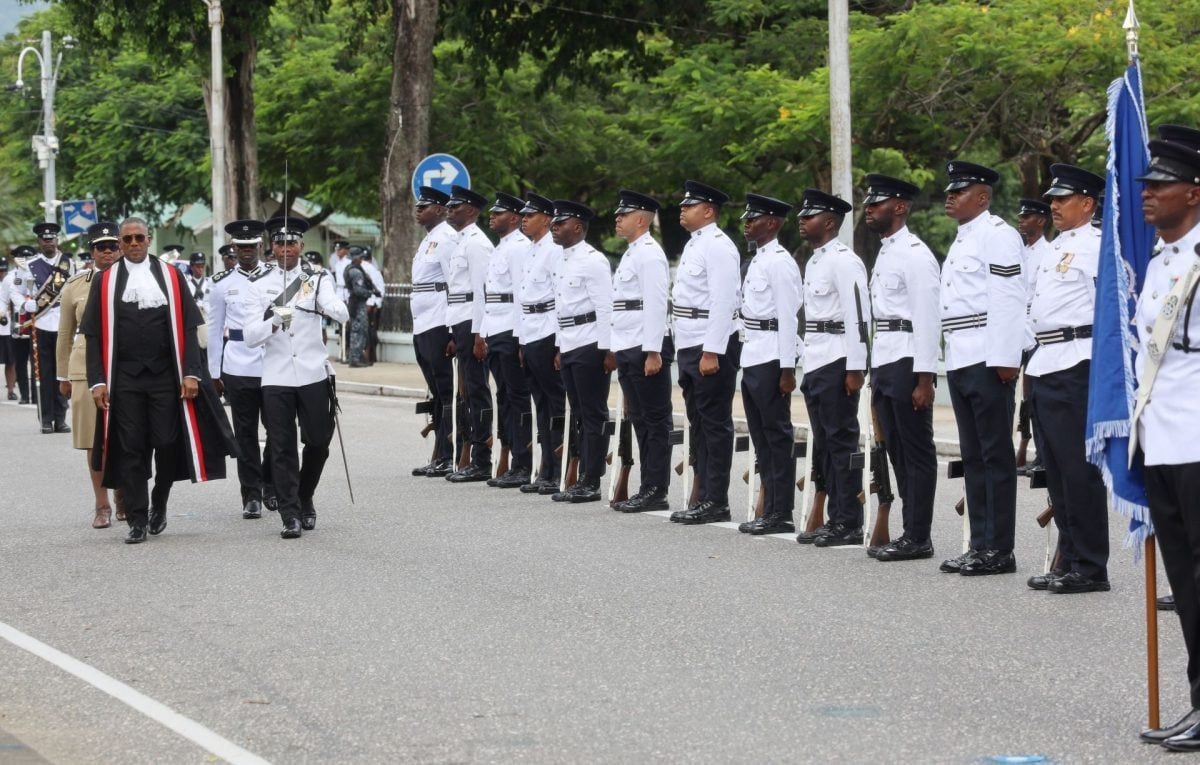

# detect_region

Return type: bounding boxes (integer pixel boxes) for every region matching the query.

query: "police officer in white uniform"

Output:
[549,200,613,503]
[1016,197,1053,476]
[938,161,1027,576]
[409,187,459,477]
[482,192,534,488]
[0,246,35,404]
[208,219,276,519]
[1022,164,1110,593]
[516,193,568,494]
[608,190,674,513]
[1133,131,1200,751]
[734,193,803,535]
[670,180,742,525]
[243,216,348,538]
[794,188,871,547]
[444,185,497,483]
[863,175,942,561]
[25,222,75,432]
[185,252,212,310]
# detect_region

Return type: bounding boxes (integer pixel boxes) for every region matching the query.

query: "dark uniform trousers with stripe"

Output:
[486,330,531,471]
[615,336,675,491]
[800,357,862,528]
[413,326,454,463]
[1028,359,1108,579]
[946,361,1017,552]
[522,335,565,482]
[677,334,741,506]
[221,372,274,504]
[451,319,492,467]
[871,357,937,542]
[560,342,611,487]
[262,380,334,521]
[741,360,795,519]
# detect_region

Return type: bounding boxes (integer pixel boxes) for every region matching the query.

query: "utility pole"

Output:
[203,0,227,268]
[14,31,70,225]
[828,0,853,245]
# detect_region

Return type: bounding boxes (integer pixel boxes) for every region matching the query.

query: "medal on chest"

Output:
[1055,253,1075,273]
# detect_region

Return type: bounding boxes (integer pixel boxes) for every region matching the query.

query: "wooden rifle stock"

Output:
[612,466,631,504]
[803,492,826,533]
[954,497,965,516]
[1036,502,1054,529]
[496,446,510,478]
[565,457,579,488]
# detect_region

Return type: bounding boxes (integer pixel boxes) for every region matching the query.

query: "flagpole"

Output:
[1123,0,1160,731]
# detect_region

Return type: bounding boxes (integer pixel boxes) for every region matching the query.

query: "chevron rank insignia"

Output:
[989,264,1021,278]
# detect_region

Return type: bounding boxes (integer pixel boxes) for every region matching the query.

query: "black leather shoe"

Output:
[41,425,53,434]
[54,423,70,433]
[125,526,147,544]
[739,515,795,535]
[148,507,167,536]
[678,501,731,525]
[552,483,582,502]
[796,524,832,544]
[19,398,31,405]
[959,550,1016,576]
[263,492,279,512]
[242,499,263,520]
[611,489,645,511]
[619,487,670,513]
[1027,570,1067,590]
[670,501,702,523]
[569,484,602,503]
[939,550,980,573]
[281,518,302,539]
[520,477,551,493]
[496,468,532,489]
[424,459,453,477]
[300,499,317,531]
[813,523,863,547]
[447,464,492,483]
[536,479,563,495]
[1165,721,1200,752]
[876,536,934,561]
[412,461,435,477]
[1047,571,1110,593]
[1141,708,1200,744]
[1159,594,1177,611]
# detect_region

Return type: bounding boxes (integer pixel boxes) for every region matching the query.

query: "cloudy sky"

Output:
[1,1,49,38]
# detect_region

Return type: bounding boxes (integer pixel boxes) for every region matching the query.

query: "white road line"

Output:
[0,621,272,765]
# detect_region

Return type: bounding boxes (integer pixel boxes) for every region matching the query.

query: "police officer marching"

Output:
[669,180,742,525]
[794,189,871,547]
[208,219,277,519]
[862,174,941,561]
[1024,164,1110,594]
[734,193,803,536]
[550,200,613,504]
[25,221,75,433]
[938,161,1027,576]
[608,190,674,513]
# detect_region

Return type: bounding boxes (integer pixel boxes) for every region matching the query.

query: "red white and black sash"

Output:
[97,259,208,481]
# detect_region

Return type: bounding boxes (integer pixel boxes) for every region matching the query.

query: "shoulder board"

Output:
[65,270,92,285]
[301,262,318,277]
[247,268,274,283]
[990,216,1005,227]
[212,268,234,283]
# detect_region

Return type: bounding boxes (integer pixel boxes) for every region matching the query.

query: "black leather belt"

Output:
[557,311,597,328]
[227,328,244,342]
[804,320,845,334]
[942,313,987,332]
[447,291,474,304]
[485,292,514,303]
[522,301,555,314]
[672,305,709,319]
[742,317,779,331]
[614,299,643,311]
[1035,324,1093,345]
[874,319,913,332]
[411,282,447,293]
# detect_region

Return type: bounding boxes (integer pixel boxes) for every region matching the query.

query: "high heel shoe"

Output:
[92,505,112,529]
[114,490,126,522]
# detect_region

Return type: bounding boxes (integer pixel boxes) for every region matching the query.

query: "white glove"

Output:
[23,299,36,313]
[270,311,285,328]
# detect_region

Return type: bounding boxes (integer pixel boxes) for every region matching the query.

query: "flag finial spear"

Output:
[1125,0,1141,62]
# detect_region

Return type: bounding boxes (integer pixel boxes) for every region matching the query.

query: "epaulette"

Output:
[246,266,275,283]
[212,268,234,283]
[301,261,318,277]
[65,270,92,285]
[990,216,1005,227]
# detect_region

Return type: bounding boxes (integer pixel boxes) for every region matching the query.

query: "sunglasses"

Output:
[121,234,148,243]
[93,242,120,253]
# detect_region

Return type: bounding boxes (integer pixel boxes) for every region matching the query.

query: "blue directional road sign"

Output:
[62,199,98,235]
[411,153,470,200]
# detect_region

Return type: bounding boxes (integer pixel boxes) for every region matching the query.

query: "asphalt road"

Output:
[0,392,1186,764]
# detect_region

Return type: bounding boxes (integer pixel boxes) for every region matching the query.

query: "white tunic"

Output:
[869,225,942,373]
[671,222,741,353]
[410,221,459,335]
[1026,224,1100,378]
[480,228,531,338]
[554,241,613,353]
[207,264,272,378]
[940,212,1026,371]
[739,239,802,369]
[20,252,74,332]
[1134,222,1200,466]
[518,233,562,345]
[242,263,349,388]
[611,232,670,354]
[444,223,494,332]
[802,239,870,373]
[1021,235,1054,308]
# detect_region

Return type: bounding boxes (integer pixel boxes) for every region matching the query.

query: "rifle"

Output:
[799,459,827,534]
[1016,396,1032,469]
[675,425,699,508]
[735,434,754,522]
[948,460,970,554]
[867,406,893,549]
[609,418,634,506]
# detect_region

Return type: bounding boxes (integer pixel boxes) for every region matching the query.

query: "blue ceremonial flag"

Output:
[1086,60,1157,547]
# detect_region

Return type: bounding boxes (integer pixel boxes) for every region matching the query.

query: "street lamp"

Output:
[201,0,227,268]
[14,31,72,224]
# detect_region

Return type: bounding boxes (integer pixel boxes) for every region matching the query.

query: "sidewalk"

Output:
[331,360,972,457]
